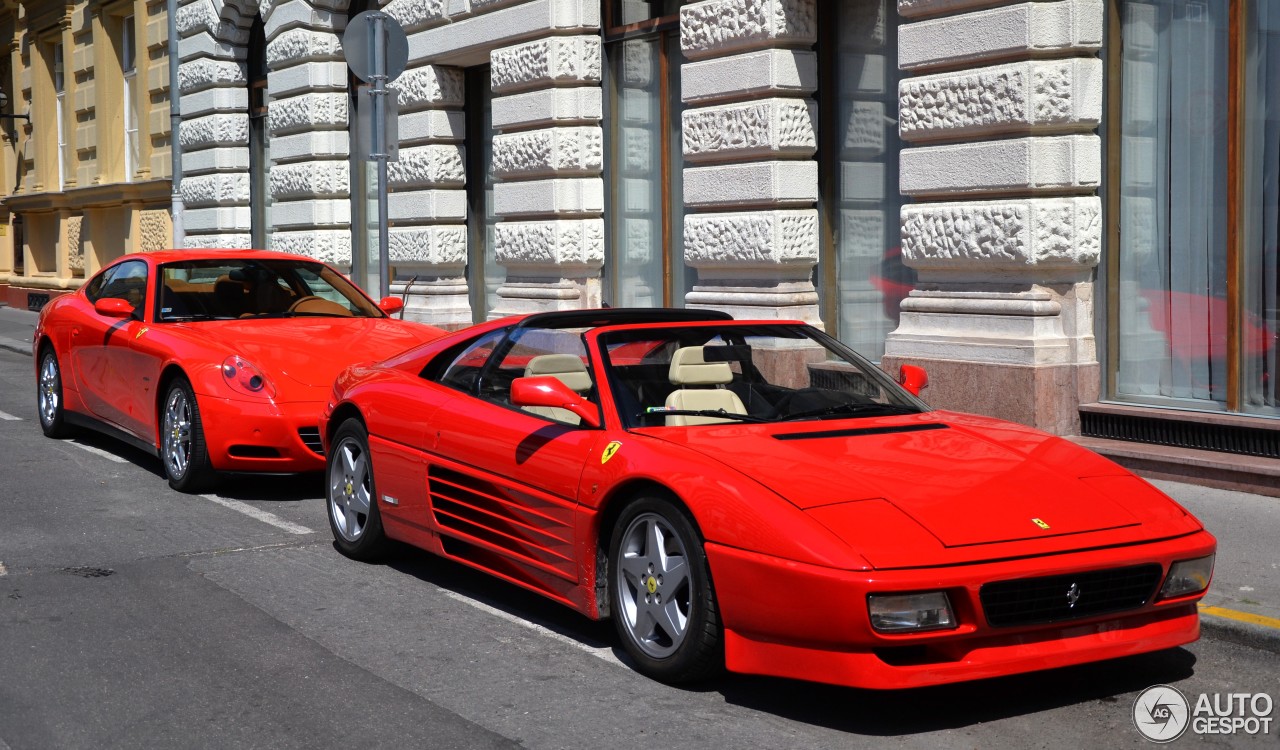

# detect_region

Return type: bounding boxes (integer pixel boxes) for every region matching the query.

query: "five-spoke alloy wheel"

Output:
[161,377,216,493]
[327,418,389,560]
[609,497,721,683]
[37,347,73,438]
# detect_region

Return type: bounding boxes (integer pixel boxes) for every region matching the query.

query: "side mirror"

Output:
[510,376,601,428]
[378,296,405,316]
[94,298,136,319]
[898,364,929,397]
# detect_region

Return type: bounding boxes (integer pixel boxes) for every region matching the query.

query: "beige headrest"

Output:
[524,353,592,393]
[669,346,732,386]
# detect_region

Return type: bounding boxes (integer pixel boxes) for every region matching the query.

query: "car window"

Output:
[94,260,148,316]
[156,259,381,321]
[436,329,506,394]
[482,327,595,424]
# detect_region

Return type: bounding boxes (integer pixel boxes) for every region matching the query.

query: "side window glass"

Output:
[436,329,507,394]
[489,328,594,424]
[83,268,109,302]
[98,260,149,315]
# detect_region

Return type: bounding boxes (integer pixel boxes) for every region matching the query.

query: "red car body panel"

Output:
[322,315,1216,689]
[35,249,446,473]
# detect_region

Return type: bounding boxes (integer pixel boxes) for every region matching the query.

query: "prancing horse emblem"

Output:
[1066,582,1081,609]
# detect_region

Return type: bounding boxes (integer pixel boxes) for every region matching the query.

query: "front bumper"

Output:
[707,530,1216,689]
[197,395,327,473]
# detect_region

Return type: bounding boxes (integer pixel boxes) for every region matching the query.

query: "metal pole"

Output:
[371,12,390,301]
[168,0,184,247]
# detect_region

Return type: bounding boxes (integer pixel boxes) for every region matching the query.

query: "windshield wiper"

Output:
[780,402,919,422]
[636,409,770,424]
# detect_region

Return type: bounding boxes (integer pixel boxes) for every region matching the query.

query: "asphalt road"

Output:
[0,345,1277,749]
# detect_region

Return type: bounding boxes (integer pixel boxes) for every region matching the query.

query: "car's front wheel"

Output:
[608,496,722,683]
[327,418,390,560]
[161,377,216,493]
[37,347,74,439]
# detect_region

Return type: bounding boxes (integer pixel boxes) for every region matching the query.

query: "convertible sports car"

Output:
[320,309,1216,689]
[34,249,445,492]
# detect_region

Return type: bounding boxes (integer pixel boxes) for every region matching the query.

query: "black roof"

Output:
[511,308,732,332]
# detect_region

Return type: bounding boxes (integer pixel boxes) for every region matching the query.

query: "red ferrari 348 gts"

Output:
[320,309,1216,689]
[34,249,445,492]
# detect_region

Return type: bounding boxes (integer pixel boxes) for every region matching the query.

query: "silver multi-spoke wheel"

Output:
[329,435,372,542]
[160,378,214,493]
[616,512,692,659]
[326,419,389,560]
[609,498,722,683]
[38,352,61,428]
[162,386,193,480]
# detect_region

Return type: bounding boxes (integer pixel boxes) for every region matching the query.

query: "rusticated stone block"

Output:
[683,161,818,208]
[270,161,351,200]
[682,99,816,162]
[388,225,468,265]
[273,229,353,265]
[388,145,467,188]
[493,126,602,180]
[900,58,1102,141]
[681,0,817,62]
[491,36,601,94]
[493,178,604,217]
[268,92,348,135]
[900,197,1101,271]
[491,88,602,130]
[900,135,1100,196]
[681,49,816,104]
[180,113,249,149]
[684,209,818,268]
[389,66,465,110]
[494,218,605,266]
[267,28,342,67]
[178,57,245,94]
[180,172,251,207]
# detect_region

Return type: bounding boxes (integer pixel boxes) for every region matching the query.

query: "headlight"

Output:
[868,592,956,633]
[1159,554,1215,600]
[221,355,276,398]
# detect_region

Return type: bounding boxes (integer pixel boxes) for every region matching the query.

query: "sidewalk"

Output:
[0,301,36,357]
[1,298,1277,652]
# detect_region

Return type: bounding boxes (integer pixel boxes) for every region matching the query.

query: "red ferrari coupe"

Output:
[34,249,445,492]
[320,309,1216,689]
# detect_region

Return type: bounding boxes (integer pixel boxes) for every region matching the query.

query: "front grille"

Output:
[980,564,1163,628]
[298,427,323,456]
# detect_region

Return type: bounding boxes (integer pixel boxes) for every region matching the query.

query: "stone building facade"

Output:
[1,0,174,309]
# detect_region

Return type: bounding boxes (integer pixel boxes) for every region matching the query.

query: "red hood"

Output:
[640,412,1202,568]
[177,318,443,391]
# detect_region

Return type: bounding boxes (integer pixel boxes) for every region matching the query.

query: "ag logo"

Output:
[1134,684,1190,743]
[601,441,622,465]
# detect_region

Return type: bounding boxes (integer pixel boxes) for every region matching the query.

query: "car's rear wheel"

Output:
[327,418,390,560]
[37,347,74,439]
[161,377,216,493]
[608,496,722,683]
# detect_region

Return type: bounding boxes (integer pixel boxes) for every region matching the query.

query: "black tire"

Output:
[608,496,722,683]
[326,418,390,560]
[37,347,75,439]
[160,377,217,493]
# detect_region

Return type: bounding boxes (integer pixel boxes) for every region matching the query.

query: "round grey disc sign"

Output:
[343,11,409,83]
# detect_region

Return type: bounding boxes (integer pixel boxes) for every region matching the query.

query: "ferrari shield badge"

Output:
[1032,518,1051,530]
[601,441,622,465]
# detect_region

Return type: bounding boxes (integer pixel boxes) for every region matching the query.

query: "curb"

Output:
[1200,606,1280,656]
[0,337,30,357]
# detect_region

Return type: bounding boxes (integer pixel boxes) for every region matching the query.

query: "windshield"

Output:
[156,259,382,322]
[599,324,927,428]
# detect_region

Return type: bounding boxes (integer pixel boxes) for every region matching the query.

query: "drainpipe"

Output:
[168,0,184,247]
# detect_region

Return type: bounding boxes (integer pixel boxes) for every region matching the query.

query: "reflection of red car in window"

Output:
[869,246,917,321]
[1138,290,1277,396]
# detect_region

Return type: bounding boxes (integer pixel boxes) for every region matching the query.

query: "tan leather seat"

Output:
[665,346,747,426]
[522,353,592,424]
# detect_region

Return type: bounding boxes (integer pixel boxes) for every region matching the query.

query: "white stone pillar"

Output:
[885,0,1104,434]
[266,24,352,264]
[175,0,250,248]
[488,36,604,318]
[678,0,820,323]
[386,66,469,326]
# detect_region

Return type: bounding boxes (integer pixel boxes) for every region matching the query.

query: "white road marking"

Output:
[0,409,21,421]
[199,495,313,535]
[0,561,7,577]
[68,441,128,463]
[440,589,624,667]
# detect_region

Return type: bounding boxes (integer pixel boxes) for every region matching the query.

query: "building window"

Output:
[122,15,139,181]
[603,1,688,307]
[54,42,67,191]
[466,65,500,322]
[817,0,908,362]
[248,13,270,248]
